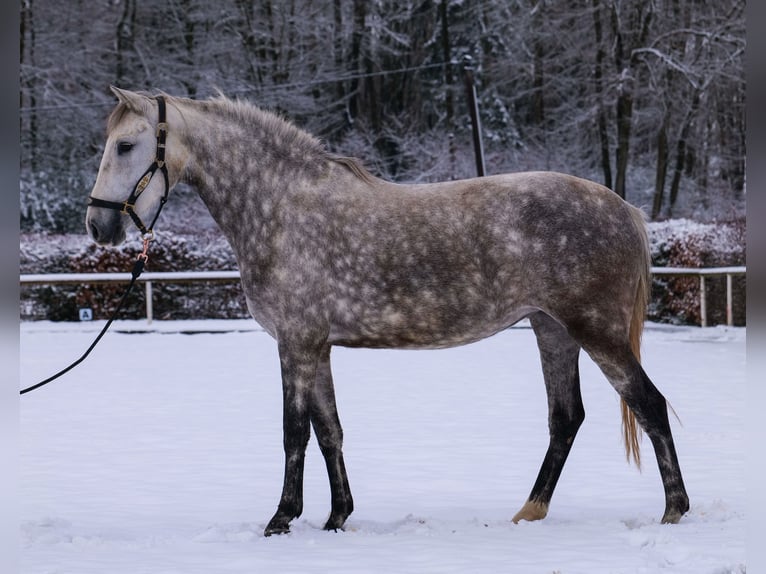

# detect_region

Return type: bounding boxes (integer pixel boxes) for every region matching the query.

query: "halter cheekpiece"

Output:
[87,95,170,238]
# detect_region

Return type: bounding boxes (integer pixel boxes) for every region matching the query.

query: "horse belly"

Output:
[327,280,534,349]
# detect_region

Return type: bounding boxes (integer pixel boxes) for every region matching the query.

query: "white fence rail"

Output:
[20,267,746,327]
[649,266,745,327]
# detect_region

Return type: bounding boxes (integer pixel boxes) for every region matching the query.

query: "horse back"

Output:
[243,170,647,349]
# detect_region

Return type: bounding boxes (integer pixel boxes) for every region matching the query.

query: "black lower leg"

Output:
[587,342,689,524]
[318,444,353,530]
[526,402,584,499]
[311,351,353,531]
[264,339,317,536]
[626,368,689,523]
[514,313,584,523]
[265,449,307,536]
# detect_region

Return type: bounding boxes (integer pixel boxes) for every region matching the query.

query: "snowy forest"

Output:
[20,0,745,232]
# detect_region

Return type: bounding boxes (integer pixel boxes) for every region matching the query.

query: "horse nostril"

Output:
[88,220,100,242]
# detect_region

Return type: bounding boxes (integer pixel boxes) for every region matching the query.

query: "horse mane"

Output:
[327,155,378,185]
[205,95,378,184]
[106,90,378,185]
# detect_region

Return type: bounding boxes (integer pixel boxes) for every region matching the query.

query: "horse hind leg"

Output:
[580,335,690,524]
[513,311,585,523]
[309,346,354,531]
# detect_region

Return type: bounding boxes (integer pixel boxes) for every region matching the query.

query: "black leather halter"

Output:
[87,95,170,238]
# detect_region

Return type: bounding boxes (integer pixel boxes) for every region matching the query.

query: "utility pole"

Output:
[461,55,485,177]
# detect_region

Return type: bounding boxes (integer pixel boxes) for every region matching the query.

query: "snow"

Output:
[646,218,745,259]
[20,320,746,573]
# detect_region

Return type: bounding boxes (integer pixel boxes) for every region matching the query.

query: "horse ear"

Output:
[110,86,152,115]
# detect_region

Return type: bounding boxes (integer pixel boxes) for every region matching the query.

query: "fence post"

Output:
[726,273,733,326]
[145,281,153,325]
[699,275,707,327]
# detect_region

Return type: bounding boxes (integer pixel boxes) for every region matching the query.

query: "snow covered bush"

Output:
[647,218,746,326]
[20,232,247,321]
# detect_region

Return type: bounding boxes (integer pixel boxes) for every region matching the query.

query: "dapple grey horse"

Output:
[86,87,689,536]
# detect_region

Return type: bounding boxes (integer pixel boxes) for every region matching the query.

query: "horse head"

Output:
[86,86,185,245]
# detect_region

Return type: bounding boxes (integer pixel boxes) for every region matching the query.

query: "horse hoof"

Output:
[264,524,290,537]
[512,500,549,523]
[661,495,690,524]
[264,516,292,537]
[323,516,348,532]
[660,509,686,524]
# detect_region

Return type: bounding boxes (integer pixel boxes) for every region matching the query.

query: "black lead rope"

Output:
[20,249,149,395]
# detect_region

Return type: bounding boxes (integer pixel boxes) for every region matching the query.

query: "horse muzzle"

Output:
[86,209,127,246]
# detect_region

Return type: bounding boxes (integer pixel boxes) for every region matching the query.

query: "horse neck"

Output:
[174,99,330,239]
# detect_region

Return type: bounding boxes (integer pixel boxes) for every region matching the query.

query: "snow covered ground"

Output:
[20,320,746,573]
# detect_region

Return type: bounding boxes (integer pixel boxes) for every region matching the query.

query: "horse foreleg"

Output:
[264,337,320,537]
[513,312,584,523]
[310,346,354,531]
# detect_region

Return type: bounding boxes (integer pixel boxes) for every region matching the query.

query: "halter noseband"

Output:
[87,95,170,238]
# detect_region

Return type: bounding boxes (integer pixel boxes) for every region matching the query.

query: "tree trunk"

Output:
[363,8,380,133]
[179,0,197,97]
[348,0,366,123]
[333,0,346,107]
[652,112,669,219]
[610,0,653,199]
[668,91,701,215]
[591,0,611,189]
[440,0,456,178]
[234,0,261,85]
[115,0,137,85]
[20,0,37,171]
[531,4,545,137]
[260,0,280,83]
[614,74,632,199]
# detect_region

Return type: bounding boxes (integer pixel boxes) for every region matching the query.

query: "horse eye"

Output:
[117,142,134,155]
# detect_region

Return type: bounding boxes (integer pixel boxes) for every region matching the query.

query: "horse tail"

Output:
[622,205,650,469]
